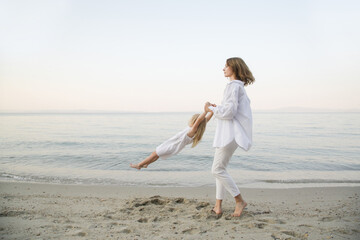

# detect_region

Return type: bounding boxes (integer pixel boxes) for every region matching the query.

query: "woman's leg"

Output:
[212,140,246,216]
[212,140,240,198]
[212,178,226,214]
[233,193,247,217]
[215,178,227,201]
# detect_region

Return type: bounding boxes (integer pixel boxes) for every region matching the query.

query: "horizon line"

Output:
[0,108,359,114]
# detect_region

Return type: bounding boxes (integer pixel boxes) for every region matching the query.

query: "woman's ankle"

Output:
[234,194,245,203]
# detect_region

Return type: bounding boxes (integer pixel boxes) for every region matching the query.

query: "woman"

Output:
[205,57,255,217]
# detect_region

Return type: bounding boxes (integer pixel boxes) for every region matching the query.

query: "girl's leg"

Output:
[144,151,160,166]
[130,151,159,170]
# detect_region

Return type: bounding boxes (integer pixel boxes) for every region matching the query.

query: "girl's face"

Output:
[223,64,234,78]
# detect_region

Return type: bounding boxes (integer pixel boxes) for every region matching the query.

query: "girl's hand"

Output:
[204,102,211,112]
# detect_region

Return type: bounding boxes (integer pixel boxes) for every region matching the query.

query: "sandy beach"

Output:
[0,181,359,240]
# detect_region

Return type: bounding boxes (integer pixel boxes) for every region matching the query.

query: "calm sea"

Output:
[1,112,359,188]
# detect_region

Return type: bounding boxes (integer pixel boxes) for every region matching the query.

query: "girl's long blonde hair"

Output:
[189,114,207,148]
[226,57,255,86]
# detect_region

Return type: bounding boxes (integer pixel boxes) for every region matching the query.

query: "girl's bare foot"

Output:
[232,201,247,217]
[130,163,142,170]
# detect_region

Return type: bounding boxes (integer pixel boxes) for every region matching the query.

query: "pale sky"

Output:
[1,0,359,112]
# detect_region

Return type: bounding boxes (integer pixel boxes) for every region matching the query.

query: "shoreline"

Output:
[1,181,359,239]
[2,167,360,189]
[1,180,360,195]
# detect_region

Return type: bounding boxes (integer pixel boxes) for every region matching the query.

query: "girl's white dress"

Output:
[156,126,193,159]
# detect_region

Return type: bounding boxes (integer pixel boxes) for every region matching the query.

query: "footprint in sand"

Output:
[192,214,200,219]
[196,202,210,210]
[298,223,313,228]
[119,208,130,213]
[224,211,252,220]
[166,207,175,212]
[132,196,167,207]
[150,198,166,205]
[73,231,87,237]
[119,228,131,234]
[137,217,148,223]
[182,228,198,234]
[255,223,267,229]
[258,218,286,224]
[152,216,160,222]
[242,223,256,229]
[107,222,118,227]
[241,222,267,229]
[319,216,335,222]
[173,198,185,204]
[0,210,26,217]
[150,195,161,198]
[207,212,222,220]
[134,200,150,207]
[271,233,281,240]
[253,210,271,215]
[281,230,308,238]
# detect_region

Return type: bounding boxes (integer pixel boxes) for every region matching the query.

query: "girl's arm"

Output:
[187,111,207,137]
[205,111,214,122]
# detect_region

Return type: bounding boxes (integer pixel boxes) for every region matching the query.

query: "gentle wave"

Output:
[1,112,359,188]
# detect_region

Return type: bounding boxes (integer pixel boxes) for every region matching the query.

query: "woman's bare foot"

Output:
[212,199,223,215]
[232,201,247,217]
[212,206,222,215]
[130,163,142,170]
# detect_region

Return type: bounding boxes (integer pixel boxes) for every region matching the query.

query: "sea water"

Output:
[0,112,359,188]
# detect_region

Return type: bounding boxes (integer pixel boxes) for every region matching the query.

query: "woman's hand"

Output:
[204,102,215,112]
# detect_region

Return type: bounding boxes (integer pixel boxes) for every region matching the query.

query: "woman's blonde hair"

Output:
[226,57,255,86]
[189,114,207,148]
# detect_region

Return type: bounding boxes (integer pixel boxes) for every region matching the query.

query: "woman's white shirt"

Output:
[208,80,252,151]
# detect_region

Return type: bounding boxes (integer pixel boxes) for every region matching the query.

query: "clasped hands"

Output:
[204,102,216,112]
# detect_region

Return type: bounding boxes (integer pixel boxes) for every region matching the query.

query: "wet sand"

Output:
[0,181,359,239]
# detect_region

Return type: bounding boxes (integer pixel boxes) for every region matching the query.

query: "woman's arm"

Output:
[209,86,239,120]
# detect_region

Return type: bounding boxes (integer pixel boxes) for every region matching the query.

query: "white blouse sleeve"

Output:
[209,85,239,120]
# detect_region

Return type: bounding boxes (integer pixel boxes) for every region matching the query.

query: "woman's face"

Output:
[223,64,234,78]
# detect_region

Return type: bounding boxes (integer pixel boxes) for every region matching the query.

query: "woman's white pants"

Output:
[212,140,240,200]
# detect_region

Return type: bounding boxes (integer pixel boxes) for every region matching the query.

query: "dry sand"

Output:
[0,181,359,239]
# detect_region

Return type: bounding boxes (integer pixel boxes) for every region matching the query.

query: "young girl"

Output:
[130,109,213,170]
[205,57,255,218]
